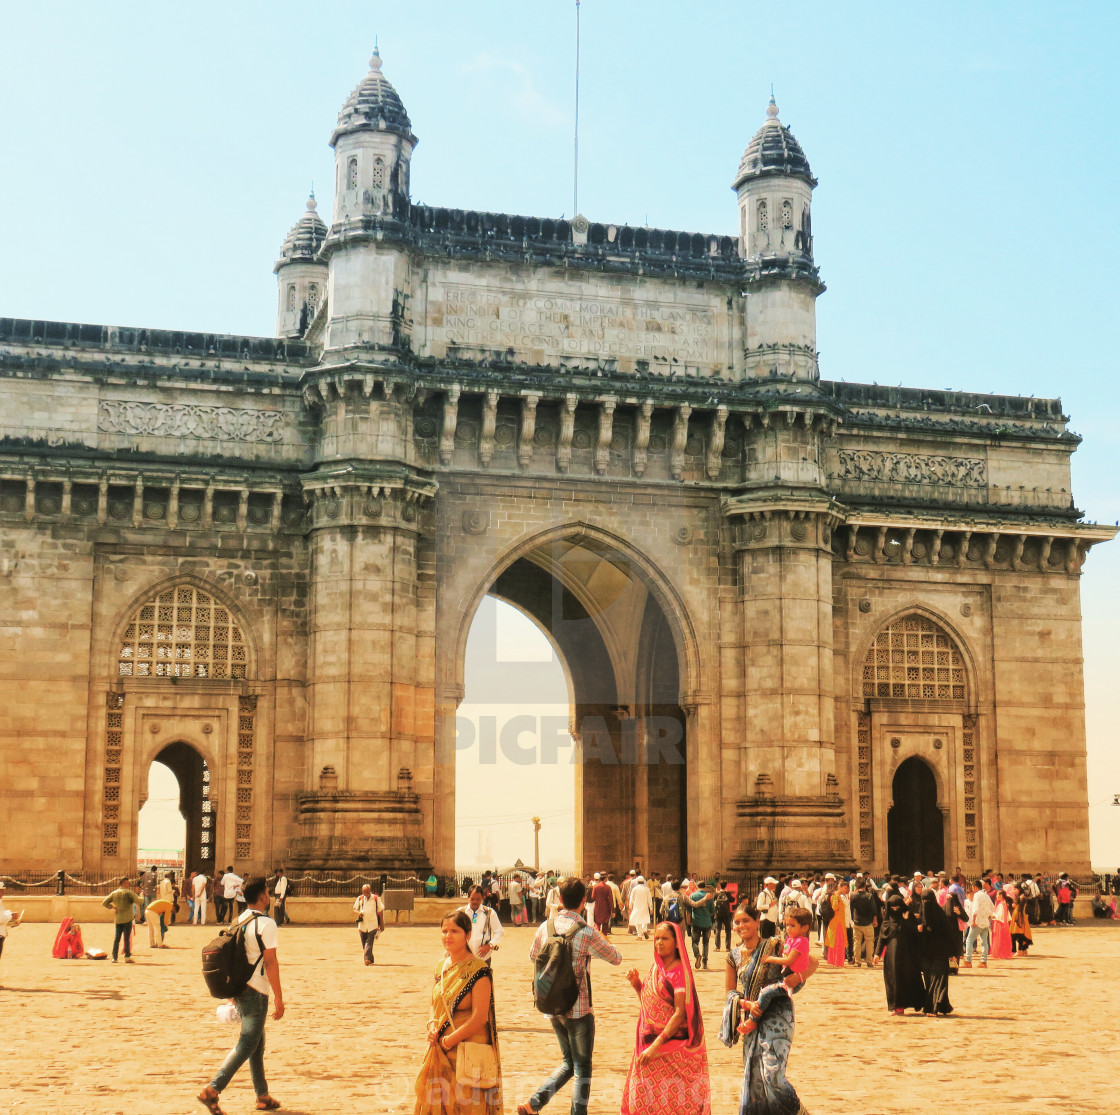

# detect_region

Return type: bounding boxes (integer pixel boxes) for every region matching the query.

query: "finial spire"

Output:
[370,39,382,71]
[307,183,317,211]
[766,87,779,120]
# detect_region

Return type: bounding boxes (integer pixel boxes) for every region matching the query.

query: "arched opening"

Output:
[457,598,576,872]
[888,757,943,875]
[137,742,215,877]
[456,532,690,875]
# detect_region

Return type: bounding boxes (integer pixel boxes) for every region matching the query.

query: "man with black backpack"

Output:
[198,877,285,1114]
[518,876,621,1115]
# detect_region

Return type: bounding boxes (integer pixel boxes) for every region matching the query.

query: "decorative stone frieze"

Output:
[98,401,285,442]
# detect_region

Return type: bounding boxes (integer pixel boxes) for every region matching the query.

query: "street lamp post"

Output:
[532,816,541,871]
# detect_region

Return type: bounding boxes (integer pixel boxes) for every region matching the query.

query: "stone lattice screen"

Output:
[862,614,966,700]
[117,586,247,679]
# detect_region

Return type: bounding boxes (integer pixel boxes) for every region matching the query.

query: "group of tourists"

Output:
[414,874,814,1115]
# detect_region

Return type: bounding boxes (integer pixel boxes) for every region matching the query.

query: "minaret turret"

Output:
[734,96,822,381]
[330,47,417,224]
[274,193,328,338]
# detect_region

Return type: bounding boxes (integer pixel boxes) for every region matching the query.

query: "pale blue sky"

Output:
[5,2,1118,868]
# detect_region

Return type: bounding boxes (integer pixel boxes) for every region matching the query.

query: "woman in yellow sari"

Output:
[414,910,502,1115]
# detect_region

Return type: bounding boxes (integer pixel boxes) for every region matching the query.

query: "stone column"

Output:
[725,499,848,869]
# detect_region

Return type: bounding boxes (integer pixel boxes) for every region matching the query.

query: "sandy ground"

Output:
[1,916,1117,1114]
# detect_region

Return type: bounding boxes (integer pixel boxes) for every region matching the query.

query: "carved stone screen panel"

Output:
[118,586,247,680]
[862,615,966,701]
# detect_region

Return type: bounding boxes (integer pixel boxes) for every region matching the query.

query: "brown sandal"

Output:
[197,1087,225,1115]
[256,1097,281,1111]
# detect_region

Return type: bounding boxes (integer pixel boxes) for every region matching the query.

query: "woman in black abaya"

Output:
[917,890,954,1016]
[880,894,924,1016]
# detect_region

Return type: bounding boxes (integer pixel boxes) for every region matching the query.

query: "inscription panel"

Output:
[423,273,727,375]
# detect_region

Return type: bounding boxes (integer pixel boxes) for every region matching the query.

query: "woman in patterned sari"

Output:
[719,902,815,1115]
[414,910,502,1115]
[622,920,710,1114]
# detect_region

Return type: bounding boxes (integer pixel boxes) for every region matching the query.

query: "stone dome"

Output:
[732,97,815,190]
[277,195,327,265]
[331,49,416,146]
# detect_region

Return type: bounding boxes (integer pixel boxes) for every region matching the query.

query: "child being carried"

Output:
[738,907,813,1036]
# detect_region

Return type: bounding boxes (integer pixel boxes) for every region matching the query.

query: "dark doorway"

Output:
[887,757,944,875]
[149,742,216,877]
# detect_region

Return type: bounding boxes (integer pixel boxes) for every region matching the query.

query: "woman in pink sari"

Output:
[989,890,1012,960]
[622,920,710,1115]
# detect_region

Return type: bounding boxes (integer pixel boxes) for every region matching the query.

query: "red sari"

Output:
[622,921,710,1115]
[52,918,84,958]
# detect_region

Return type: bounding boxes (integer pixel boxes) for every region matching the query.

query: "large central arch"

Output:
[449,523,700,875]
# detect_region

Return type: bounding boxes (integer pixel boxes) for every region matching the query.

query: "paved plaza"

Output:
[1,919,1116,1114]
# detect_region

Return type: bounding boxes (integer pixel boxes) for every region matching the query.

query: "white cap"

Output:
[913,872,923,878]
[629,869,637,875]
[791,878,802,887]
[593,872,601,880]
[764,876,778,885]
[824,872,836,880]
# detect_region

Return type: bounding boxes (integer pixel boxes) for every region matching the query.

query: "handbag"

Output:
[437,974,500,1090]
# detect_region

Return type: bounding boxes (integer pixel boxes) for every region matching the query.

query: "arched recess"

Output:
[887,756,944,875]
[852,608,982,876]
[143,741,217,876]
[99,577,260,872]
[450,523,700,874]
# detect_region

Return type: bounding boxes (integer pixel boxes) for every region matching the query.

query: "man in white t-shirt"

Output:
[507,875,524,924]
[197,876,284,1113]
[0,881,23,985]
[219,867,244,925]
[755,876,780,939]
[352,885,385,965]
[192,872,209,925]
[459,886,503,962]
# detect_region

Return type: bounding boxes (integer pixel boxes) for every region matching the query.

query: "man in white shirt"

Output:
[459,885,503,962]
[271,867,290,926]
[962,880,995,968]
[778,879,813,933]
[755,876,780,939]
[192,872,209,925]
[219,867,244,925]
[528,872,547,923]
[0,881,23,985]
[507,875,525,924]
[352,884,384,965]
[197,876,284,1113]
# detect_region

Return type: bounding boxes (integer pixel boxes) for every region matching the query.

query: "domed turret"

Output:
[734,96,822,382]
[734,97,815,262]
[330,49,418,225]
[732,96,815,190]
[330,48,416,146]
[274,194,328,338]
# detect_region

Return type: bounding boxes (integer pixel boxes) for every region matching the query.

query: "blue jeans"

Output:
[964,926,990,962]
[210,987,269,1096]
[529,1013,595,1115]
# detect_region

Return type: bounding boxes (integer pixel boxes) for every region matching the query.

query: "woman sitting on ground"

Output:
[414,910,501,1115]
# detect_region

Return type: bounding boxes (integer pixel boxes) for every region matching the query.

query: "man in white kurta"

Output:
[627,876,654,938]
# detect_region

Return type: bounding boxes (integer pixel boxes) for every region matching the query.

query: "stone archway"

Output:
[888,756,944,875]
[145,741,216,877]
[453,530,694,875]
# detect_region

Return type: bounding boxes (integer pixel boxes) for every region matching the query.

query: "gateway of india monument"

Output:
[0,52,1111,882]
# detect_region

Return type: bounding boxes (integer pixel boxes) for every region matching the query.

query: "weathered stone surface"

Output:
[0,66,1111,880]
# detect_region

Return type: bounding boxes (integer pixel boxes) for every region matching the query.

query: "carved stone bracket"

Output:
[439,386,460,465]
[706,405,728,480]
[633,401,654,477]
[557,395,577,473]
[595,397,616,475]
[518,394,538,469]
[479,390,498,467]
[670,404,692,481]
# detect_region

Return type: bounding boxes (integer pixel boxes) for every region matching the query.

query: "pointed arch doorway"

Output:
[887,757,943,875]
[142,742,216,877]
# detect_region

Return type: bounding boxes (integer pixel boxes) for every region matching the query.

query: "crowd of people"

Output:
[411,863,1092,1115]
[0,861,1102,1113]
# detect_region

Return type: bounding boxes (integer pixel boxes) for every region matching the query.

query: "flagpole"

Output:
[573,0,580,217]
